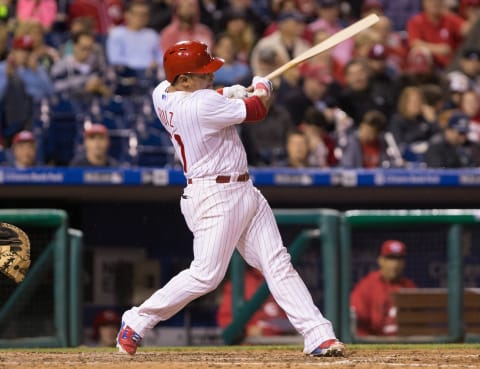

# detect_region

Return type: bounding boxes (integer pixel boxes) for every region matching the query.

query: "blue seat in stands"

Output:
[135,127,175,167]
[87,96,135,130]
[108,128,135,164]
[44,96,83,166]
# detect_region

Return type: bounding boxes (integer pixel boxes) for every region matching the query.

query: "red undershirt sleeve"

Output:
[243,96,267,122]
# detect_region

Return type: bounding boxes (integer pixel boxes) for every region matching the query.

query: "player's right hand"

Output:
[223,84,248,99]
[252,76,273,97]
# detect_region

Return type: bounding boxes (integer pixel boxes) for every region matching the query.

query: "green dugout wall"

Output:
[0,209,83,347]
[225,208,480,345]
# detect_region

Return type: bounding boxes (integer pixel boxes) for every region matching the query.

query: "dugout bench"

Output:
[340,209,480,344]
[393,288,480,337]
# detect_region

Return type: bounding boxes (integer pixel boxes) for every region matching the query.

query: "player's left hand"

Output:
[0,222,31,283]
[223,84,249,99]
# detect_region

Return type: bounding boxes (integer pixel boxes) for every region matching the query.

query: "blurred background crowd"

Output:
[1,0,480,170]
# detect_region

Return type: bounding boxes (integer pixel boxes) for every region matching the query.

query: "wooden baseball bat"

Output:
[264,13,380,80]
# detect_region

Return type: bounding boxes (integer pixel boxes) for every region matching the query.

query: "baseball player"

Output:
[117,40,345,357]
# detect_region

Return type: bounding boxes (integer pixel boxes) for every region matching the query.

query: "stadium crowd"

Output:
[1,0,480,169]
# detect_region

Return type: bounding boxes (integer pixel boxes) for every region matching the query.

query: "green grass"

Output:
[0,343,479,353]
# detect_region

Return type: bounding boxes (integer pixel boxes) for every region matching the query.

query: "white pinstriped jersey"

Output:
[122,82,338,355]
[152,81,249,179]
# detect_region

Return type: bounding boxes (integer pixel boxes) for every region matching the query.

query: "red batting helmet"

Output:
[163,40,224,83]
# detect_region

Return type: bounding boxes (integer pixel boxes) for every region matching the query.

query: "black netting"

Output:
[351,226,448,288]
[0,226,56,339]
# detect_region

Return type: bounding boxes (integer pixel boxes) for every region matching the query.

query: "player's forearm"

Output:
[243,95,268,122]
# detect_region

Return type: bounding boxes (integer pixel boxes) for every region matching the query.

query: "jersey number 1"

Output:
[173,134,187,172]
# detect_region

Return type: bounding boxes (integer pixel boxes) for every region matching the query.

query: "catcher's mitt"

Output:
[0,222,31,283]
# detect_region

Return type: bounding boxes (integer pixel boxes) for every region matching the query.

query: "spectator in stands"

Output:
[16,20,60,72]
[147,0,173,31]
[337,59,392,124]
[283,63,334,126]
[352,28,381,61]
[339,110,395,168]
[367,44,397,102]
[92,309,121,347]
[0,0,15,25]
[446,73,470,109]
[285,128,310,168]
[350,240,416,336]
[106,1,162,75]
[295,0,318,24]
[0,34,54,103]
[51,31,111,100]
[0,38,32,144]
[460,90,480,142]
[393,47,448,103]
[448,48,480,95]
[241,91,293,166]
[274,65,304,106]
[212,33,251,88]
[308,0,353,67]
[460,0,480,24]
[251,46,302,111]
[373,0,420,32]
[60,17,107,73]
[421,83,446,125]
[68,0,124,37]
[251,47,280,84]
[261,0,313,44]
[3,130,38,168]
[0,0,13,61]
[299,106,337,167]
[360,0,384,18]
[218,8,256,64]
[369,16,408,74]
[159,0,215,52]
[389,86,440,159]
[424,112,480,167]
[70,123,118,167]
[250,11,310,78]
[224,0,267,38]
[16,0,57,32]
[217,267,294,339]
[407,0,470,69]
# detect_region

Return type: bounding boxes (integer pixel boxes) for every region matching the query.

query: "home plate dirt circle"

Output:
[0,346,479,369]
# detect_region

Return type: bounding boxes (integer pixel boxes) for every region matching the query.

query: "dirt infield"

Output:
[0,345,479,369]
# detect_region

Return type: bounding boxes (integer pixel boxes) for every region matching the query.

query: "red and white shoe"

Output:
[309,339,345,357]
[117,322,142,355]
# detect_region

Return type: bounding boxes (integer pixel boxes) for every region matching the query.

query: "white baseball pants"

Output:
[122,179,336,353]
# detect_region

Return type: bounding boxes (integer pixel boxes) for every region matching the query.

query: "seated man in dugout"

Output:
[350,240,416,336]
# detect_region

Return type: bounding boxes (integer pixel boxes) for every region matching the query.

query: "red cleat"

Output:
[310,339,345,357]
[117,322,142,355]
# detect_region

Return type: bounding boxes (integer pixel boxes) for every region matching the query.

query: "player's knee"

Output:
[267,247,291,269]
[190,268,225,293]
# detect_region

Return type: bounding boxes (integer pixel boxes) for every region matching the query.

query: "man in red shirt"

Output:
[216,267,295,338]
[350,240,416,336]
[69,0,124,36]
[407,0,470,69]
